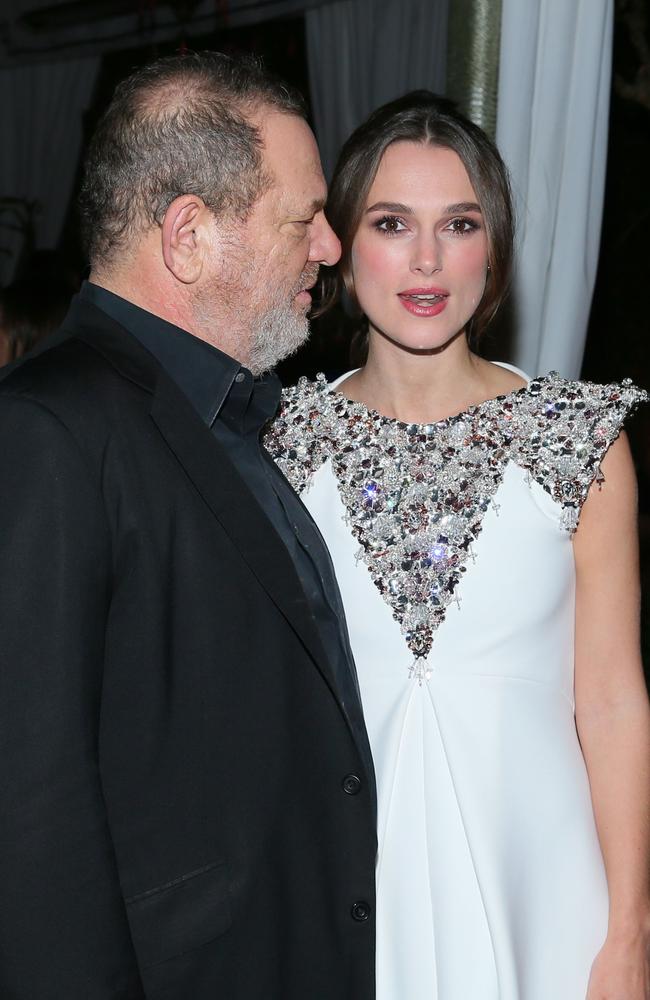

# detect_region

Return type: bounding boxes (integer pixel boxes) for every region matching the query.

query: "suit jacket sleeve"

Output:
[0,395,144,998]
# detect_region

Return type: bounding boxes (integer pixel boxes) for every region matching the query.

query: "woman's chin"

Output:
[370,324,465,356]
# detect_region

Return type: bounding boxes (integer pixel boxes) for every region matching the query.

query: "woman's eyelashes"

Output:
[372,214,482,237]
[374,214,408,235]
[445,216,481,235]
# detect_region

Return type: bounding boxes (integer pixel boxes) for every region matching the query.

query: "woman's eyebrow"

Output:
[365,200,482,215]
[444,201,482,214]
[366,201,413,215]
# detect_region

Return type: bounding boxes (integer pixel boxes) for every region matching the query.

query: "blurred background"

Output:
[1,0,648,667]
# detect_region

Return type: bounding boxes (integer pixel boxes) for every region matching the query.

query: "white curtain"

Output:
[0,56,99,284]
[306,0,449,178]
[496,0,613,378]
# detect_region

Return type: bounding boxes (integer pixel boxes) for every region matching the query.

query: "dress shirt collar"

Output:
[81,281,281,432]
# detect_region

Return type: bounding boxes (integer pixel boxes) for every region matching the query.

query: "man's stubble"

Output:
[247,261,319,376]
[194,234,319,376]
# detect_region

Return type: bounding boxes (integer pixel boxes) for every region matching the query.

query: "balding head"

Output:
[79,51,306,272]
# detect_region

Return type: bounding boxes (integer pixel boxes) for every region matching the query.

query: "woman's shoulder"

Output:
[484,360,647,416]
[508,371,647,531]
[516,370,647,424]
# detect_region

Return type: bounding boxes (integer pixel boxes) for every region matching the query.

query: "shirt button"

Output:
[351,901,371,922]
[342,773,362,795]
[235,372,246,383]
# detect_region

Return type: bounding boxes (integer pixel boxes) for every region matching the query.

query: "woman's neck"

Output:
[339,332,519,424]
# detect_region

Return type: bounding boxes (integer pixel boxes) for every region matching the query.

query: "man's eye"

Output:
[285,220,310,237]
[374,215,407,235]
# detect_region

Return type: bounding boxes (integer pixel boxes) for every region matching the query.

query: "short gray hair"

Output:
[79,51,306,267]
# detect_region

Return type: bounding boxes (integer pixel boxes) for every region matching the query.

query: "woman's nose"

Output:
[410,234,442,276]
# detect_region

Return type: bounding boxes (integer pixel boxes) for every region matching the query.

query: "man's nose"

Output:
[310,214,341,266]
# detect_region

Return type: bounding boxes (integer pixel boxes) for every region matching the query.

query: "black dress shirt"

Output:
[81,282,370,783]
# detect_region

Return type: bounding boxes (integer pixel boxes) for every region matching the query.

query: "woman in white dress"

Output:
[265,92,650,999]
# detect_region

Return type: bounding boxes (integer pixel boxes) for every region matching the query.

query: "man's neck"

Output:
[89,269,190,331]
[88,268,250,368]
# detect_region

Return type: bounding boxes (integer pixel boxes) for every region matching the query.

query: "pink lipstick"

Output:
[398,286,449,317]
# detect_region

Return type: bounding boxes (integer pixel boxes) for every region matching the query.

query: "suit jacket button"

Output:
[342,773,362,795]
[351,901,371,922]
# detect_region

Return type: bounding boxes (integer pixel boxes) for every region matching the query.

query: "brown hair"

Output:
[319,90,514,347]
[0,278,72,363]
[79,50,306,268]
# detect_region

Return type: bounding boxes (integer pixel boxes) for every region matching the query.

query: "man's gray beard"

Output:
[247,301,310,377]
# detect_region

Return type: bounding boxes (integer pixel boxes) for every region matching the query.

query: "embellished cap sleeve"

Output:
[511,373,647,532]
[262,374,334,494]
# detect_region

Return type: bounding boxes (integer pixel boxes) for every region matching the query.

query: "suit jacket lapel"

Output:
[150,375,354,718]
[73,304,368,761]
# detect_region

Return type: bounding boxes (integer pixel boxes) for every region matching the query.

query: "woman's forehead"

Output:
[368,142,478,207]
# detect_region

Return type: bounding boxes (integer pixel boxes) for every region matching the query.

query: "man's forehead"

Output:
[269,187,326,227]
[259,112,321,172]
[263,129,326,204]
[277,187,327,214]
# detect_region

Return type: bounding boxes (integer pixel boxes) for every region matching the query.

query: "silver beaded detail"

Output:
[264,372,646,669]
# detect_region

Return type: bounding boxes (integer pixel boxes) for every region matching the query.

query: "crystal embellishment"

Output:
[264,372,646,668]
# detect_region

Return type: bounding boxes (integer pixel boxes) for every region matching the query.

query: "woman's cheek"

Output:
[448,235,489,278]
[352,236,404,289]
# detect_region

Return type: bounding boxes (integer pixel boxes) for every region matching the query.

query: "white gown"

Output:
[264,365,646,1000]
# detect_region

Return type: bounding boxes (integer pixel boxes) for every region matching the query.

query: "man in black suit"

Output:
[0,52,376,999]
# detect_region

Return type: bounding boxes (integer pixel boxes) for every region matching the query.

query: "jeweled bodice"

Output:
[264,372,645,676]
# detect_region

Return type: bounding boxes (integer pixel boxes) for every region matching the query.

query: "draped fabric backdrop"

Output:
[446,0,501,137]
[0,0,330,285]
[0,57,99,284]
[0,0,613,381]
[496,0,614,378]
[305,0,449,179]
[0,0,449,282]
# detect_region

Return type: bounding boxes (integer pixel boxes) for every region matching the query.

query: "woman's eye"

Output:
[446,217,479,235]
[375,215,407,235]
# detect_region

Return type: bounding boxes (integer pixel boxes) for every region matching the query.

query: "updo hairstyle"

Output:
[319,90,514,347]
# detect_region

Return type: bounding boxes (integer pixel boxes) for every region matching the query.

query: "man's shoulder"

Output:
[2,328,91,383]
[0,337,161,490]
[0,317,153,417]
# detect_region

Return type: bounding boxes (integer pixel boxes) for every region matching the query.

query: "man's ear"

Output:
[161,195,209,284]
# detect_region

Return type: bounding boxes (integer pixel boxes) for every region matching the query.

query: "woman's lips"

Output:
[398,288,449,317]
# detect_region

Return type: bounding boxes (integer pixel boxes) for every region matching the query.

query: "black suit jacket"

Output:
[0,297,376,999]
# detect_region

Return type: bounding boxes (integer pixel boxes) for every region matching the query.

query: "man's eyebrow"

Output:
[298,197,326,216]
[365,200,482,215]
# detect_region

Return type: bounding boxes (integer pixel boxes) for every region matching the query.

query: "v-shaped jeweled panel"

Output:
[265,373,646,678]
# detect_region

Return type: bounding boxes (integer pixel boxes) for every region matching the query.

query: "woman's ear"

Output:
[161,195,208,284]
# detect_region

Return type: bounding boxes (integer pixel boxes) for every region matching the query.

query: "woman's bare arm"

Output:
[574,432,650,998]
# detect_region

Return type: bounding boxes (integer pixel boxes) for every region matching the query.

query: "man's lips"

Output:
[294,271,319,305]
[398,287,449,316]
[294,285,315,307]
